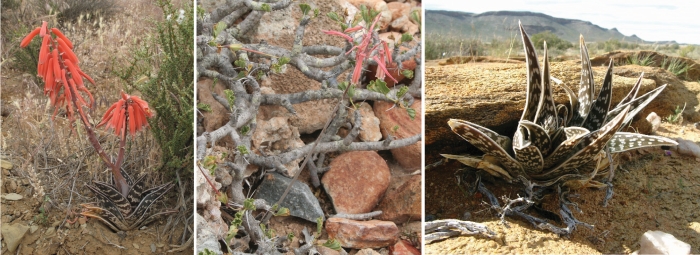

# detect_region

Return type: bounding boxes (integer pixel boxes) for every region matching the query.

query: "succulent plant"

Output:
[440,22,677,235]
[80,168,176,232]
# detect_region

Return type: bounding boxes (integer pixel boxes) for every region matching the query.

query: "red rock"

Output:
[374,99,422,170]
[197,78,230,132]
[325,218,399,249]
[376,175,421,222]
[386,2,410,21]
[390,240,420,255]
[322,151,391,214]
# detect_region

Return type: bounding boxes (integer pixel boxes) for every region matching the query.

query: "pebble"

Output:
[1,223,30,252]
[322,151,391,214]
[390,240,420,255]
[133,243,140,249]
[1,159,13,170]
[376,175,421,223]
[3,193,23,200]
[634,230,690,255]
[325,218,399,249]
[254,172,324,222]
[151,243,156,253]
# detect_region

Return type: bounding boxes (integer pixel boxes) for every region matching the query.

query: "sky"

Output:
[424,0,700,45]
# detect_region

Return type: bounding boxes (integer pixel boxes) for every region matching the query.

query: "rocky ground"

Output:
[1,0,192,254]
[196,0,422,254]
[424,56,700,254]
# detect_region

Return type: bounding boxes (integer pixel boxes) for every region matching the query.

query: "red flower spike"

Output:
[37,35,51,77]
[50,28,73,49]
[322,30,353,43]
[45,61,55,95]
[56,38,79,64]
[39,21,48,37]
[382,41,393,65]
[20,27,40,48]
[372,55,397,83]
[78,69,95,85]
[63,59,84,87]
[99,92,153,136]
[51,49,61,81]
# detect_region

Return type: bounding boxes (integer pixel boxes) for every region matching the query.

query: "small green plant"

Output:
[627,52,655,66]
[198,248,217,255]
[665,103,686,124]
[662,57,693,78]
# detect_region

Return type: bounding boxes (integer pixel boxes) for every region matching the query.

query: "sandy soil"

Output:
[425,60,700,254]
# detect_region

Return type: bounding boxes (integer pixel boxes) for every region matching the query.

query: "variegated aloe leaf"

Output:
[605,84,667,126]
[546,105,631,175]
[542,127,590,170]
[534,42,558,133]
[91,181,132,216]
[441,154,514,181]
[569,35,595,127]
[448,119,526,178]
[581,60,614,131]
[557,82,578,126]
[618,73,644,106]
[607,132,678,153]
[519,21,542,123]
[464,120,513,153]
[513,141,544,174]
[519,120,552,155]
[127,182,174,228]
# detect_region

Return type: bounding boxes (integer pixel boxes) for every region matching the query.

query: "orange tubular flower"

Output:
[97,92,154,136]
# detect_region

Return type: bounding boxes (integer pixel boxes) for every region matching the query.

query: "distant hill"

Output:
[426,10,671,44]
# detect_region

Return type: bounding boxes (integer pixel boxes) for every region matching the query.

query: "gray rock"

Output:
[195,213,223,255]
[151,243,156,253]
[255,172,324,222]
[634,230,690,255]
[1,223,29,253]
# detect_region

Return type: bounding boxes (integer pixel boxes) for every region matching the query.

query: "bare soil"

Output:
[425,61,700,254]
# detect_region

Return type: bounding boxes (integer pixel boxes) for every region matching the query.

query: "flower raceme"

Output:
[97,91,154,136]
[323,15,397,85]
[20,21,95,121]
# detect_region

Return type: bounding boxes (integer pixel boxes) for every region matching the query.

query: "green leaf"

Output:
[213,21,227,38]
[401,33,414,43]
[197,103,211,112]
[199,248,218,255]
[278,56,291,65]
[316,217,323,236]
[260,3,271,12]
[228,44,242,52]
[313,9,320,18]
[202,155,217,173]
[237,145,249,155]
[392,125,399,133]
[287,232,295,241]
[340,23,348,32]
[327,12,340,22]
[217,192,228,204]
[225,224,238,241]
[234,59,246,68]
[347,83,356,99]
[410,10,421,26]
[368,79,390,95]
[406,108,416,120]
[323,239,342,251]
[232,211,243,227]
[299,3,311,16]
[338,81,348,91]
[396,85,409,99]
[240,125,250,136]
[243,198,256,211]
[274,206,290,216]
[223,89,235,108]
[401,69,414,79]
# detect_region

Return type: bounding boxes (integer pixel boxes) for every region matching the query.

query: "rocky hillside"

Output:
[426,10,655,43]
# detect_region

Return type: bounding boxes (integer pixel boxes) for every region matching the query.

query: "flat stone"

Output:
[30,225,39,234]
[151,243,156,253]
[376,175,421,223]
[374,99,422,170]
[133,243,140,249]
[316,245,341,255]
[325,218,399,249]
[1,159,13,169]
[3,193,23,200]
[349,102,382,142]
[322,151,391,214]
[255,172,324,222]
[635,230,690,255]
[1,223,30,252]
[390,240,420,255]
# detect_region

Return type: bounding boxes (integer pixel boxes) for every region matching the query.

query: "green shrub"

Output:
[529,31,572,50]
[115,0,194,175]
